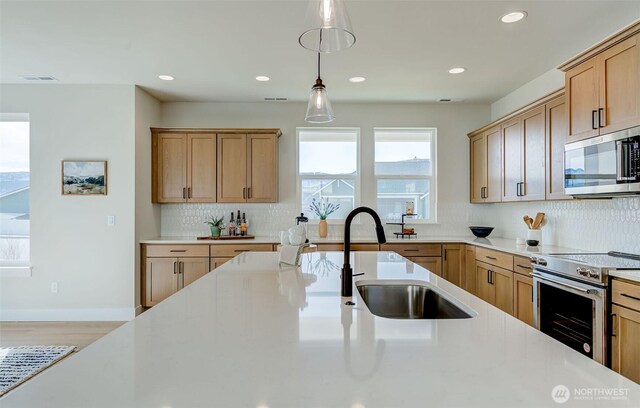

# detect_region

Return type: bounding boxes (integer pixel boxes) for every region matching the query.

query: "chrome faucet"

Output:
[342,207,386,297]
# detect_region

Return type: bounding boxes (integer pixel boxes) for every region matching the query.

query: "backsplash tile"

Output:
[160,198,640,254]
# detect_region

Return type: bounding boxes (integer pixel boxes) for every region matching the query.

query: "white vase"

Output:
[526,229,542,246]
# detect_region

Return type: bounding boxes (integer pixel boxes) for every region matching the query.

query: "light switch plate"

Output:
[107,215,115,226]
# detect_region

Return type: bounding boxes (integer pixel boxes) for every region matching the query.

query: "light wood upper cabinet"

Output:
[153,133,216,203]
[501,118,522,202]
[545,96,571,200]
[247,134,278,203]
[566,59,600,142]
[154,134,188,203]
[217,133,279,203]
[564,31,640,142]
[187,134,217,202]
[469,126,501,203]
[501,107,546,202]
[217,134,248,203]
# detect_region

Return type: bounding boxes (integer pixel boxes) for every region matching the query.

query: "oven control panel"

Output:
[530,256,604,284]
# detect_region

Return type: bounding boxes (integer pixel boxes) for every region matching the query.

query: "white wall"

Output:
[0,84,137,321]
[134,87,161,312]
[490,68,564,120]
[159,102,490,239]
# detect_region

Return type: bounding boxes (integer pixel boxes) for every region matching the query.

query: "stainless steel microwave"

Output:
[565,126,640,197]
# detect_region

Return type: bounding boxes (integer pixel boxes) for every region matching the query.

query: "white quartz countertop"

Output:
[3,252,638,407]
[141,235,588,257]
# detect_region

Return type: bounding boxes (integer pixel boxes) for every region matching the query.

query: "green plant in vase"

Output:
[205,215,225,238]
[310,198,340,238]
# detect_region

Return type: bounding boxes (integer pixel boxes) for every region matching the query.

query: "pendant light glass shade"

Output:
[305,79,335,123]
[299,0,356,53]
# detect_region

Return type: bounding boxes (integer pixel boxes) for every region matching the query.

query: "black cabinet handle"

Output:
[611,313,617,337]
[516,264,532,270]
[170,249,187,253]
[243,187,246,199]
[187,187,191,199]
[592,110,598,130]
[621,293,640,302]
[598,108,605,128]
[173,261,177,274]
[182,187,186,199]
[486,256,497,260]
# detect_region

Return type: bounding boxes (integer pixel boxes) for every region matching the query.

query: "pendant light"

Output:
[299,0,356,53]
[305,52,334,123]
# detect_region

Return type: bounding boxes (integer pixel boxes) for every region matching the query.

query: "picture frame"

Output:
[61,160,108,195]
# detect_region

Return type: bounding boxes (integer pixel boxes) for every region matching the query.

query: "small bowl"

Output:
[526,240,539,247]
[469,226,494,238]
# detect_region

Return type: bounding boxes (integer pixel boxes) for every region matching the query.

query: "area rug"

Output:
[0,346,76,396]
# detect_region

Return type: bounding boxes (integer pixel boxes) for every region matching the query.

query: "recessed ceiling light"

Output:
[448,67,466,74]
[255,76,270,82]
[348,76,366,83]
[158,75,174,81]
[500,11,527,23]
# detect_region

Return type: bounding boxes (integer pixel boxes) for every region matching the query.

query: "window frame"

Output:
[374,127,438,224]
[296,127,361,224]
[0,113,32,276]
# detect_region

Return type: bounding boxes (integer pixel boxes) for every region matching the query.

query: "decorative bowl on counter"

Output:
[469,226,494,238]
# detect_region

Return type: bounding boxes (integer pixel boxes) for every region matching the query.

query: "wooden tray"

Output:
[197,235,256,240]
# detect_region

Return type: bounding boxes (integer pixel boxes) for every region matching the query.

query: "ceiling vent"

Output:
[264,97,288,101]
[21,75,57,81]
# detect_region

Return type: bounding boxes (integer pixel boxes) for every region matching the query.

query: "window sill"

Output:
[0,266,32,278]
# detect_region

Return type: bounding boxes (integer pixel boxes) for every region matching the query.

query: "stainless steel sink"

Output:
[356,281,475,319]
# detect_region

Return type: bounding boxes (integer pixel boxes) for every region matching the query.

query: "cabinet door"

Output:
[521,106,546,201]
[469,134,486,203]
[486,126,502,202]
[492,266,514,315]
[566,58,600,142]
[187,134,217,203]
[179,257,210,288]
[546,97,571,200]
[212,257,233,270]
[217,134,247,203]
[409,257,442,277]
[155,134,187,203]
[145,258,178,306]
[611,304,640,384]
[463,245,476,295]
[475,262,492,304]
[442,244,463,286]
[513,273,534,326]
[598,34,640,134]
[247,134,278,203]
[501,118,522,202]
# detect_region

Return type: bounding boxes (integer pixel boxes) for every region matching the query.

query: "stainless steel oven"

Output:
[565,125,640,196]
[532,269,606,363]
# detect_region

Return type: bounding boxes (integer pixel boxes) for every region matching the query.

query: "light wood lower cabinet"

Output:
[611,278,640,384]
[211,257,233,270]
[144,257,210,307]
[463,245,476,295]
[408,257,442,277]
[513,273,534,326]
[475,261,514,315]
[315,243,380,252]
[442,244,463,286]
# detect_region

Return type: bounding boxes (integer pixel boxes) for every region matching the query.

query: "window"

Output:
[375,128,437,222]
[0,115,30,267]
[297,128,359,221]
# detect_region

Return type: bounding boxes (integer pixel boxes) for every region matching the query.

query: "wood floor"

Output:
[0,321,125,351]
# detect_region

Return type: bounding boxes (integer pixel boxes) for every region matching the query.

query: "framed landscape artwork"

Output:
[61,160,107,195]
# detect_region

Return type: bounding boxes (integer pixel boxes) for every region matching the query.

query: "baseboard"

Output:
[0,307,136,321]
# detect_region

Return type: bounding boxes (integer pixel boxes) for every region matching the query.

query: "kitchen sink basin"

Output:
[356,281,475,319]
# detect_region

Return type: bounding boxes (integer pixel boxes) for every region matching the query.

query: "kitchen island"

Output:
[3,252,639,407]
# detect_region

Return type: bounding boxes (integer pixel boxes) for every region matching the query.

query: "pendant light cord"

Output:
[317,52,321,79]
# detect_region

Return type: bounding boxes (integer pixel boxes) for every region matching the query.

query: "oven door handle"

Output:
[530,272,598,295]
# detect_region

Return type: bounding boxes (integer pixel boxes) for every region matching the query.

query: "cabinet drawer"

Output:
[513,256,533,276]
[476,247,513,270]
[381,243,442,257]
[145,245,209,258]
[210,244,274,257]
[612,279,640,311]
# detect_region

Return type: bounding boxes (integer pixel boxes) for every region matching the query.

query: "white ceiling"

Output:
[1,1,639,103]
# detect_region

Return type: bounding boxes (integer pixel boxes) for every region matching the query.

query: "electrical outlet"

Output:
[107,215,115,226]
[50,282,58,293]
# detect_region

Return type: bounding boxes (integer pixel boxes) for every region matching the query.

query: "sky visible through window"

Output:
[0,122,29,173]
